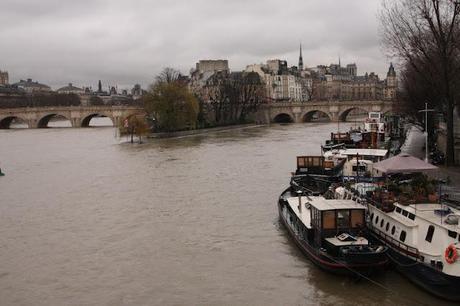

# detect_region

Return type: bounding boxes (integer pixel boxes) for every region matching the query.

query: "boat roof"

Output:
[341,149,388,157]
[398,203,460,231]
[286,196,312,228]
[307,196,364,211]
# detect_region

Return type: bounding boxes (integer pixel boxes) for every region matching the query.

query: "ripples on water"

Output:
[0,122,456,306]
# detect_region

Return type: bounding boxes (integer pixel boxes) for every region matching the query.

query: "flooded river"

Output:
[0,123,456,306]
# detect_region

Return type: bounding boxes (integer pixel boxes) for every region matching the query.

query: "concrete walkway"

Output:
[402,125,460,191]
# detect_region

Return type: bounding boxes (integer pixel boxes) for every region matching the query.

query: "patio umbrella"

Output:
[373,153,438,174]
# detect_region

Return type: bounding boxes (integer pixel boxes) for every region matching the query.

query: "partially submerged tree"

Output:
[144,68,199,132]
[380,0,460,165]
[119,115,150,143]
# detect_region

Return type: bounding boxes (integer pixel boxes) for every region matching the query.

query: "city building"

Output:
[0,70,9,86]
[245,55,311,102]
[195,60,229,74]
[190,59,231,96]
[12,78,52,93]
[56,83,84,94]
[311,63,397,101]
[383,63,397,100]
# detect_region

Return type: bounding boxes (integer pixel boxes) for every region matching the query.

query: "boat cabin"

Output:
[296,155,345,177]
[307,197,366,253]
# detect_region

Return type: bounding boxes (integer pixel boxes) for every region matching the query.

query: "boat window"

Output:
[436,261,443,271]
[337,210,350,229]
[375,215,379,224]
[370,213,374,222]
[402,210,408,217]
[391,225,396,235]
[322,211,335,230]
[408,213,415,220]
[351,210,364,228]
[380,219,384,228]
[395,207,401,213]
[448,230,457,239]
[399,230,407,242]
[425,225,435,243]
[386,222,390,231]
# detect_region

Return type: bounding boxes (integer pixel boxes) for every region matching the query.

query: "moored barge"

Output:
[278,188,388,276]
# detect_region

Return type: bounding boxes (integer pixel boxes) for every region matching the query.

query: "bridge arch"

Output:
[302,110,332,122]
[37,113,72,128]
[0,116,29,129]
[81,113,115,127]
[339,107,370,122]
[272,113,294,123]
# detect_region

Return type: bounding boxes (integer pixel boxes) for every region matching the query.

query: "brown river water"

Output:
[0,122,456,306]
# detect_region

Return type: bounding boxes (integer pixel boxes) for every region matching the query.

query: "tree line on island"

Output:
[140,67,266,133]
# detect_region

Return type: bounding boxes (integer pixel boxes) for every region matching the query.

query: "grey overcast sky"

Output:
[0,0,389,89]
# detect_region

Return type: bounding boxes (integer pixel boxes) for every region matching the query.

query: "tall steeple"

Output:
[298,43,303,71]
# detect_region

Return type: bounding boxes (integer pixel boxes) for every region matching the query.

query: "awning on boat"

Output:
[373,154,438,174]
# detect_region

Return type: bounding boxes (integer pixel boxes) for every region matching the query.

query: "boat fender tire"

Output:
[445,244,458,264]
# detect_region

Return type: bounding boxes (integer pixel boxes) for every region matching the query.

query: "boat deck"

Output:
[286,196,312,229]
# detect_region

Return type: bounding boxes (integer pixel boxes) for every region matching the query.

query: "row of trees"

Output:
[205,71,266,125]
[380,0,460,165]
[143,68,266,133]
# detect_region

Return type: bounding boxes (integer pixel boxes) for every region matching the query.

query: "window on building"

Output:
[425,225,435,243]
[400,230,407,242]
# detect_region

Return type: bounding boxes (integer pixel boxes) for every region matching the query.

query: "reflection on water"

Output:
[0,123,456,306]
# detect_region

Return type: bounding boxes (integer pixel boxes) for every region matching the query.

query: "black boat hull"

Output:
[372,232,460,301]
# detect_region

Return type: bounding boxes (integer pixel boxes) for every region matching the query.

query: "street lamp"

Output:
[418,102,435,163]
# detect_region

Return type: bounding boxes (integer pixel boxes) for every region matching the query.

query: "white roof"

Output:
[341,149,388,157]
[286,196,312,228]
[307,196,364,211]
[402,203,460,231]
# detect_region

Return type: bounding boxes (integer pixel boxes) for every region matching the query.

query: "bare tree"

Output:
[204,71,266,125]
[380,0,460,165]
[155,67,181,84]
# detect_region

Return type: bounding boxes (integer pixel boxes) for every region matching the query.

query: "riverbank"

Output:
[148,123,265,138]
[402,124,460,189]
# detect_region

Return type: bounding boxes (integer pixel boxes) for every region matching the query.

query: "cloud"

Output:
[0,0,391,89]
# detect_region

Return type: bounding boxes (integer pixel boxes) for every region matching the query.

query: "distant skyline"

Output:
[1,0,389,89]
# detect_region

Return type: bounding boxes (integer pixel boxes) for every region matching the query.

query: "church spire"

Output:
[298,43,303,71]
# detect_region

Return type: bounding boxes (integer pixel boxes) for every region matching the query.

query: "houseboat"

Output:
[334,155,460,301]
[339,149,388,182]
[278,189,388,276]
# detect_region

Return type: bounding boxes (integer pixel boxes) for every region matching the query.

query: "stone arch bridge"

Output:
[0,105,145,128]
[256,100,395,123]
